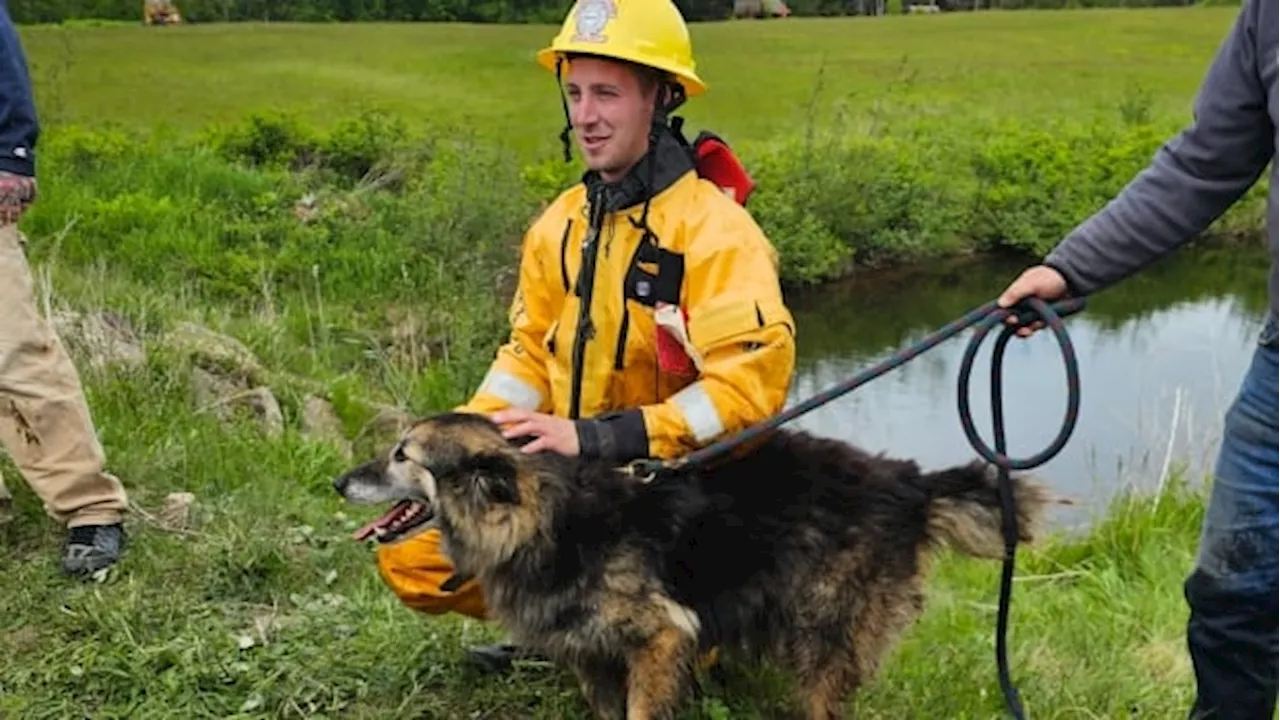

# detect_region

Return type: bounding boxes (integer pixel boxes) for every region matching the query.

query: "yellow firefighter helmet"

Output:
[535,0,708,97]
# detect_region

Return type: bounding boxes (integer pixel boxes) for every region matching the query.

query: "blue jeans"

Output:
[1184,340,1278,720]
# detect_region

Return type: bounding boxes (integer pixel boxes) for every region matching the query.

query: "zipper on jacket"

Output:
[568,186,606,420]
[558,219,571,292]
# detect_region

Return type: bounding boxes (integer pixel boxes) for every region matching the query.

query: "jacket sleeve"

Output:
[0,3,38,177]
[454,226,557,416]
[576,207,797,462]
[1042,0,1273,296]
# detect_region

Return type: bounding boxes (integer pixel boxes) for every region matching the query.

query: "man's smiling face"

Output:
[564,55,658,183]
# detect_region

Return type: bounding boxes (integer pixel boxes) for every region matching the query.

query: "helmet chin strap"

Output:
[556,57,574,163]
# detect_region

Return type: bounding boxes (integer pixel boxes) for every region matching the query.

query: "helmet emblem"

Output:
[571,0,617,43]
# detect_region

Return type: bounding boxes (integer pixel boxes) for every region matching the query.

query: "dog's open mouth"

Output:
[352,499,433,543]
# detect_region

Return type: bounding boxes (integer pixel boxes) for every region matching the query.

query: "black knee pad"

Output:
[1185,567,1279,628]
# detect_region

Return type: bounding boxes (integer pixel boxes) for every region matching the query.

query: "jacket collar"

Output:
[580,125,695,214]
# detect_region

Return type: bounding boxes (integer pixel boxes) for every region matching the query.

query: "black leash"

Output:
[955,296,1083,720]
[628,295,1086,719]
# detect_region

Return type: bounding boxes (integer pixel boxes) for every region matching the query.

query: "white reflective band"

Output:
[478,368,542,410]
[671,382,724,443]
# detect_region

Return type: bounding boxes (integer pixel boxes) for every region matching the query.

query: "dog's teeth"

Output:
[374,526,386,538]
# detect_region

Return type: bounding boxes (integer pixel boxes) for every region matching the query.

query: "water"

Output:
[783,240,1272,531]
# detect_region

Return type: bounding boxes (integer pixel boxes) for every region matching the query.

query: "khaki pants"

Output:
[0,223,127,528]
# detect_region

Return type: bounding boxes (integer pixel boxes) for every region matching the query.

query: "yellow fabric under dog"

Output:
[375,527,488,620]
[374,529,721,672]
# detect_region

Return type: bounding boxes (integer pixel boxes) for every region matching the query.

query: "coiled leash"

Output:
[627,296,1086,719]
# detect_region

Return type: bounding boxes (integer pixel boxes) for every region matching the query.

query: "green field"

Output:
[0,7,1261,718]
[21,8,1240,155]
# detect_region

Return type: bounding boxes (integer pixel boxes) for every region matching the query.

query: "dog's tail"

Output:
[914,461,1070,558]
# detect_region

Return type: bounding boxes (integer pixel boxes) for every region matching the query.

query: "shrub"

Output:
[26,108,1270,299]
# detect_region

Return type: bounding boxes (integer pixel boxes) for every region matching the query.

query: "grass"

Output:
[16,5,1268,288]
[0,6,1259,717]
[20,7,1242,158]
[0,351,1214,719]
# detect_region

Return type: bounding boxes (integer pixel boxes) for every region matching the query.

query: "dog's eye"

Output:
[393,446,408,463]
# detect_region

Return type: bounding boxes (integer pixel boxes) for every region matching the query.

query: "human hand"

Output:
[0,171,37,225]
[491,408,581,456]
[996,265,1069,338]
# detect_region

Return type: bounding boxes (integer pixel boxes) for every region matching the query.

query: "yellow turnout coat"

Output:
[375,129,797,618]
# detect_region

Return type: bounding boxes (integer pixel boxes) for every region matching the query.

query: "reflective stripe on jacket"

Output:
[459,127,797,463]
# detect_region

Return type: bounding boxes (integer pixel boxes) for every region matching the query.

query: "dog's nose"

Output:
[333,473,348,495]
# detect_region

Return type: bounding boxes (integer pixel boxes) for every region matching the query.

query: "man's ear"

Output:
[470,452,520,505]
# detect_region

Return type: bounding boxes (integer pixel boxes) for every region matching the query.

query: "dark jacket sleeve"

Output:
[1042,0,1275,295]
[0,1,38,178]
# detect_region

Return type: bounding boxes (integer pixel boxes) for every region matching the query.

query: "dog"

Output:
[334,411,1064,720]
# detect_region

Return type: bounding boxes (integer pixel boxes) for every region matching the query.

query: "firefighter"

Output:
[373,0,798,672]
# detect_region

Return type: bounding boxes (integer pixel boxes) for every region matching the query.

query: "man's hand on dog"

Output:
[0,171,37,225]
[491,408,581,456]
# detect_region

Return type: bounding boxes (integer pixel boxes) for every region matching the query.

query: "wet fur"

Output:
[334,412,1064,720]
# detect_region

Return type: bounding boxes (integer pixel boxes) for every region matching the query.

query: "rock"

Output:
[191,373,282,438]
[293,192,319,223]
[244,387,284,437]
[300,395,351,458]
[190,367,247,418]
[165,322,265,385]
[159,491,196,530]
[169,323,284,438]
[49,309,145,371]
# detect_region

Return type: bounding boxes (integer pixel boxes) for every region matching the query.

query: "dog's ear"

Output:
[469,452,520,505]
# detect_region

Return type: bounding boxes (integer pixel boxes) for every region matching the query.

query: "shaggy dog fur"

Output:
[334,411,1063,720]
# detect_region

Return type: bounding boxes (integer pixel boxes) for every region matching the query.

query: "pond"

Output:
[783,239,1272,532]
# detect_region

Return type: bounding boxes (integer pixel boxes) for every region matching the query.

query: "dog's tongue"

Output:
[352,499,415,542]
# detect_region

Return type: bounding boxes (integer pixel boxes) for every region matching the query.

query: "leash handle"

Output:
[958,296,1084,470]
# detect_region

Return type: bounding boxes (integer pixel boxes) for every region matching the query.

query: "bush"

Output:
[735,112,1266,284]
[25,108,1270,300]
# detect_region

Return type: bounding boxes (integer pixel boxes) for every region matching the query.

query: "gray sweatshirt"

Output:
[1044,0,1278,348]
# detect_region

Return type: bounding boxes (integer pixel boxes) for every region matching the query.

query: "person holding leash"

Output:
[0,1,130,577]
[372,0,798,672]
[997,0,1276,716]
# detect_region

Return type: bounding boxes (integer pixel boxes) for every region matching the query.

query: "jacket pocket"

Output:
[688,294,793,353]
[542,317,561,357]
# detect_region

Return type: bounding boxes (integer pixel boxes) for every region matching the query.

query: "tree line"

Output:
[9,0,1208,24]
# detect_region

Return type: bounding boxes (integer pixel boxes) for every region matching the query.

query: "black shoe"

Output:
[462,642,550,674]
[62,523,126,578]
